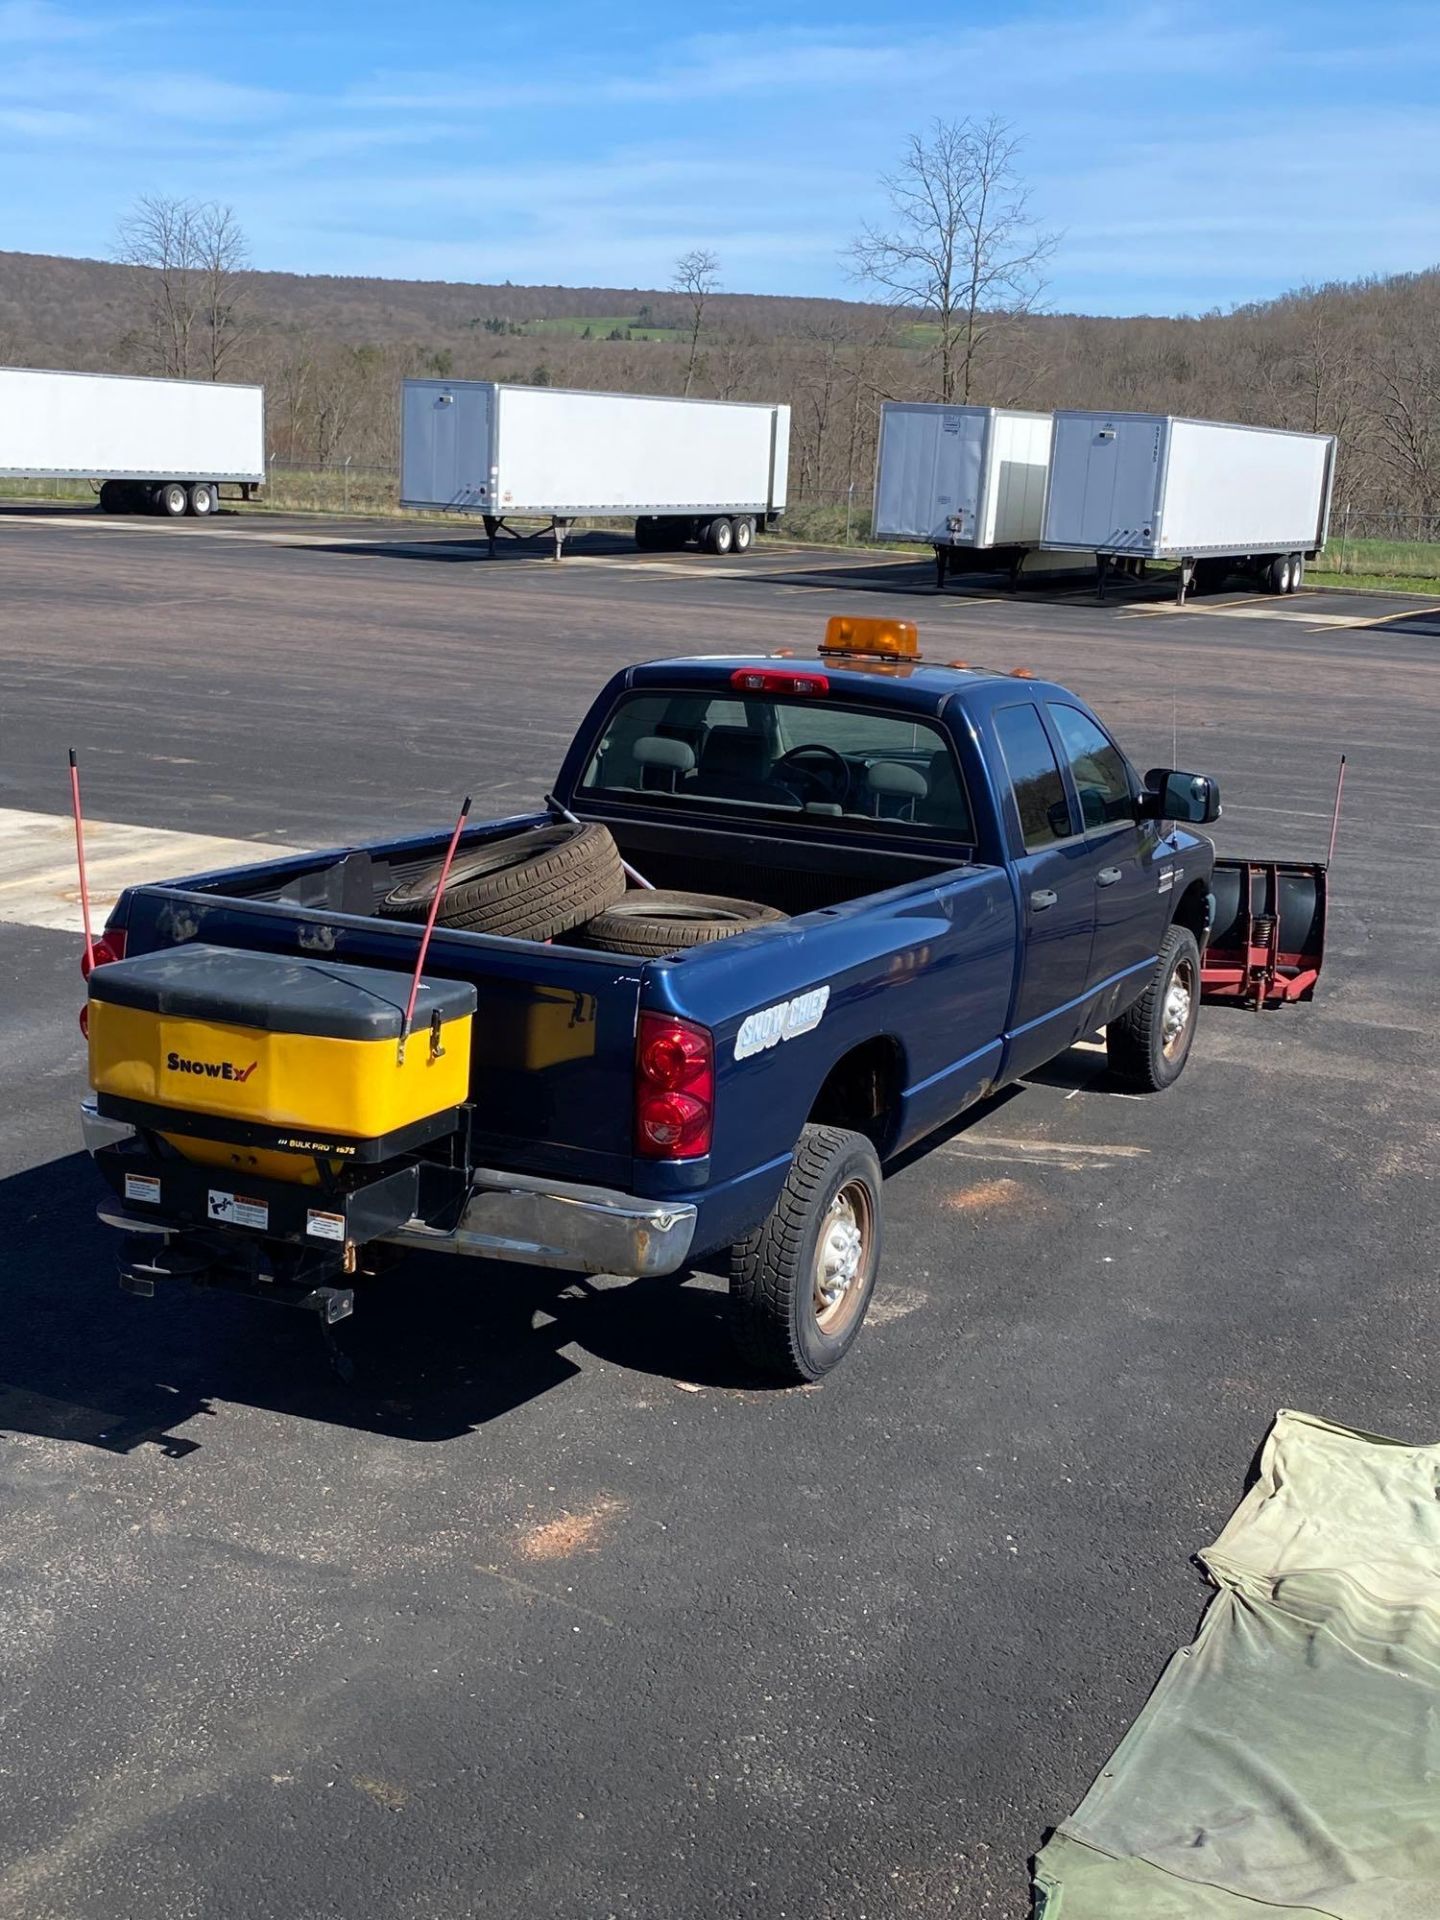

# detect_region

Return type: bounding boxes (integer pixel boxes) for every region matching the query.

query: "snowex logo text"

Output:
[165,1052,258,1084]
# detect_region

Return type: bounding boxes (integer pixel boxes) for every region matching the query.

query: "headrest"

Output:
[634,735,697,773]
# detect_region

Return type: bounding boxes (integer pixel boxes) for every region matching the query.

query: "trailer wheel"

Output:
[706,516,735,556]
[583,889,786,956]
[1287,553,1304,592]
[1266,554,1292,594]
[378,822,625,942]
[733,515,755,553]
[729,1124,883,1384]
[188,483,218,517]
[1106,925,1201,1092]
[157,482,189,517]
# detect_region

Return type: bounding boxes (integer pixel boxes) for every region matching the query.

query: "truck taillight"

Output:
[635,1012,713,1159]
[79,928,126,1033]
[80,928,127,981]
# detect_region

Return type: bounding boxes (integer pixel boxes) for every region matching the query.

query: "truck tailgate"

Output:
[119,885,644,1190]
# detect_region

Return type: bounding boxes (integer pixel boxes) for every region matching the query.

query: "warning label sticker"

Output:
[306,1209,346,1243]
[125,1173,161,1205]
[207,1190,269,1231]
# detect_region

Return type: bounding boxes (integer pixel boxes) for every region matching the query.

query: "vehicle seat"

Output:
[633,735,697,793]
[918,749,974,834]
[688,727,786,804]
[865,761,929,820]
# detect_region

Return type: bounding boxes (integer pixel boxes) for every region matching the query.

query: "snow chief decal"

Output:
[735,986,830,1062]
[165,1052,258,1084]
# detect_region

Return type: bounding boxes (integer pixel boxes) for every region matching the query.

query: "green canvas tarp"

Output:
[1034,1410,1440,1918]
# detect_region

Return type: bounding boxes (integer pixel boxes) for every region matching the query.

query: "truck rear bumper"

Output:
[81,1102,697,1280]
[382,1169,697,1278]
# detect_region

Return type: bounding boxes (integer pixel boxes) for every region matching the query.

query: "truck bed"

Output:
[113,813,986,1202]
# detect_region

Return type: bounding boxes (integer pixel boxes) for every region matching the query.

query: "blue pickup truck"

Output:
[81,616,1228,1383]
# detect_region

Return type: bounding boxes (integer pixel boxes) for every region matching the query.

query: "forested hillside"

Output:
[3,246,1437,531]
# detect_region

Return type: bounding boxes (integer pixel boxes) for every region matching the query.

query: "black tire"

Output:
[583,889,786,956]
[98,481,125,513]
[733,515,755,553]
[188,482,217,517]
[706,516,735,557]
[157,482,189,517]
[729,1124,883,1383]
[379,822,625,942]
[1287,553,1304,592]
[1266,554,1292,594]
[1107,924,1202,1091]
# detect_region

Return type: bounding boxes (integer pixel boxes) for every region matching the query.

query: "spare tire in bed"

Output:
[379,822,625,942]
[584,890,787,957]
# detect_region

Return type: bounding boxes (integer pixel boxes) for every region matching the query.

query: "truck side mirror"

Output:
[1141,768,1221,825]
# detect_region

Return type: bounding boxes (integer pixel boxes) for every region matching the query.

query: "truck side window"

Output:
[1048,705,1134,830]
[993,704,1073,849]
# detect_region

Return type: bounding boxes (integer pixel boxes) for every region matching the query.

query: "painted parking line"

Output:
[0,808,294,935]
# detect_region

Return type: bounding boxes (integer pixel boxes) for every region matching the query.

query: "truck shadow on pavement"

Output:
[0,1153,757,1458]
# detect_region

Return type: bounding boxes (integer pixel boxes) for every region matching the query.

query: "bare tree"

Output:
[851,117,1056,404]
[117,196,250,380]
[672,248,720,396]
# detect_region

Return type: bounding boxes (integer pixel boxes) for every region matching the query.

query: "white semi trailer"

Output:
[401,380,790,558]
[872,402,1081,588]
[0,367,265,517]
[1042,410,1336,601]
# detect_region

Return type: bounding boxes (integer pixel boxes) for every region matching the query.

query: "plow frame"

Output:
[1201,857,1328,1008]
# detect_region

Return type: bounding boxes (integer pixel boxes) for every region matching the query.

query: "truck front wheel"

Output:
[728,1124,883,1383]
[1106,925,1201,1091]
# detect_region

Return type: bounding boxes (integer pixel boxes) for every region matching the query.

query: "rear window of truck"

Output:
[578,690,974,838]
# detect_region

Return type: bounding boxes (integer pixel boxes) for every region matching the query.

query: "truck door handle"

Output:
[1029,888,1058,911]
[1097,867,1123,887]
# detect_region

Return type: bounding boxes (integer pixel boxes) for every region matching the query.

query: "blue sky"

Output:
[1,0,1437,315]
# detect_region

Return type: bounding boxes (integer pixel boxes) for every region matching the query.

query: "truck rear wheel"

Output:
[157,482,189,517]
[1106,925,1201,1091]
[732,515,754,553]
[188,483,218,516]
[1266,554,1293,594]
[705,516,735,556]
[378,822,625,942]
[729,1124,884,1383]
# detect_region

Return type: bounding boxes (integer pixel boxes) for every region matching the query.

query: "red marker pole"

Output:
[69,748,95,975]
[1326,755,1347,866]
[398,796,471,1062]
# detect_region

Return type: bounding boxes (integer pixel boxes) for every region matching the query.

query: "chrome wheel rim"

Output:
[1161,957,1196,1058]
[813,1181,872,1335]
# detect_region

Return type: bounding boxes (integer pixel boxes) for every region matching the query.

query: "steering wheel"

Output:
[775,743,851,806]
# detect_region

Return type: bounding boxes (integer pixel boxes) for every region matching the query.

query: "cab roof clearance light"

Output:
[820,615,920,660]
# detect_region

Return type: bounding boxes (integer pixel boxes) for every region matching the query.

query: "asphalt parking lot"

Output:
[1,504,1436,1920]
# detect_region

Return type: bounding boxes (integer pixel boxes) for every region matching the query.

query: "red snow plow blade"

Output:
[1201,856,1327,1007]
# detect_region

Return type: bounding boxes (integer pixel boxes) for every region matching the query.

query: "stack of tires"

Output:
[380,821,785,953]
